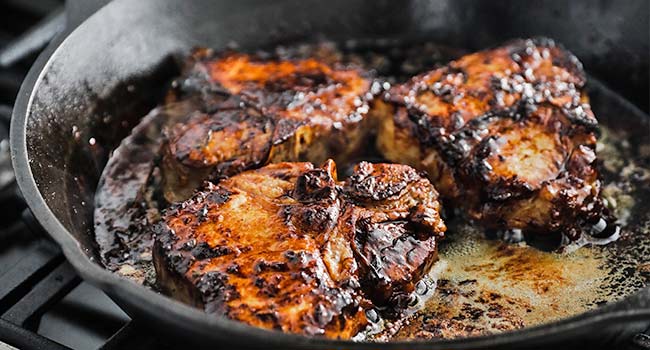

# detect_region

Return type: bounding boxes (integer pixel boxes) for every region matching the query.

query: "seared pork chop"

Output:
[374,38,613,239]
[153,160,445,338]
[161,50,372,202]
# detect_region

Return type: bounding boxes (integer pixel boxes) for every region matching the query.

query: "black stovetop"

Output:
[0,1,648,350]
[0,2,177,349]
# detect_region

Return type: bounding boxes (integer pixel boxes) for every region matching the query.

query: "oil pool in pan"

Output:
[93,40,650,341]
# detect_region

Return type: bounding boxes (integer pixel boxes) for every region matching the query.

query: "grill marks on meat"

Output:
[161,50,372,202]
[153,160,445,338]
[375,38,612,239]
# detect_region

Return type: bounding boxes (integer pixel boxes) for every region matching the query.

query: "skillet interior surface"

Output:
[92,39,650,342]
[11,0,650,348]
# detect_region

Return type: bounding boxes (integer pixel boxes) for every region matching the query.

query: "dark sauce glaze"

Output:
[94,98,203,286]
[94,39,650,340]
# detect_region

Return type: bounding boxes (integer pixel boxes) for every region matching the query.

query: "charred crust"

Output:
[206,187,232,205]
[168,107,271,168]
[377,39,608,239]
[353,220,438,305]
[155,160,445,336]
[253,260,289,273]
[345,162,420,201]
[195,271,234,314]
[152,221,193,274]
[191,242,232,259]
[161,50,373,204]
[291,204,340,233]
[293,168,338,203]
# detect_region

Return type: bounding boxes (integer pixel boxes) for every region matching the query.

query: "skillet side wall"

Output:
[23,0,649,260]
[12,0,650,348]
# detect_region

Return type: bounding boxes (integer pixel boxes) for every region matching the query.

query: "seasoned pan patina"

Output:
[94,40,650,341]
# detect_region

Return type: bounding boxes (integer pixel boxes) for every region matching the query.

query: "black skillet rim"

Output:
[9,2,650,349]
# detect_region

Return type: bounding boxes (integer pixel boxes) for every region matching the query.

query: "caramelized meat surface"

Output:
[153,160,445,338]
[161,50,372,202]
[375,38,611,238]
[344,162,446,304]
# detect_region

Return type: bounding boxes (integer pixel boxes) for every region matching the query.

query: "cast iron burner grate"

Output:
[0,2,177,349]
[0,1,648,349]
[0,100,172,349]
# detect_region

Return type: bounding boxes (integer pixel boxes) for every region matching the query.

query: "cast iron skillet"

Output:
[10,0,650,348]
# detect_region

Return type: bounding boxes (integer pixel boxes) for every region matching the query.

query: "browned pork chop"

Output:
[153,160,445,338]
[374,38,614,239]
[161,50,373,202]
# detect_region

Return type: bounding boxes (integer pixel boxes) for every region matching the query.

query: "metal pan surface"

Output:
[10,0,650,348]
